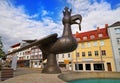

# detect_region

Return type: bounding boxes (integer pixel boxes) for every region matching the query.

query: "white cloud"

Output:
[67,0,120,32]
[0,0,62,52]
[42,10,48,16]
[1,0,120,52]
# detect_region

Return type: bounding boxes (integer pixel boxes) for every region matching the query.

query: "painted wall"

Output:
[72,39,116,71]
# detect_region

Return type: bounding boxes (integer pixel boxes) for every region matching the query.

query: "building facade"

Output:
[7,41,43,68]
[57,53,72,71]
[108,21,120,72]
[30,46,43,68]
[72,24,116,72]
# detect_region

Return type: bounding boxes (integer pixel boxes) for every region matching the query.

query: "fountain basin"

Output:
[69,78,120,83]
[58,72,120,82]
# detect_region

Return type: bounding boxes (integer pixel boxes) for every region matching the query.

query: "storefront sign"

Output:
[82,58,93,61]
[64,60,69,64]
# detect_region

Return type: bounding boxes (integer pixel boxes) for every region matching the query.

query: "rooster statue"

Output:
[7,7,82,74]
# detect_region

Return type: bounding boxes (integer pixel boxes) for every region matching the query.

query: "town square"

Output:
[0,0,120,83]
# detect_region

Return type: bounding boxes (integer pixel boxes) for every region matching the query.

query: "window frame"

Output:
[90,35,95,39]
[115,28,120,34]
[82,52,85,57]
[101,50,106,56]
[94,50,99,56]
[88,51,92,56]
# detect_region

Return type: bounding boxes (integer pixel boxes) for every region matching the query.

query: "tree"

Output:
[0,36,5,58]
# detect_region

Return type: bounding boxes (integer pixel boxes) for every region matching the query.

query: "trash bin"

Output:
[1,68,13,81]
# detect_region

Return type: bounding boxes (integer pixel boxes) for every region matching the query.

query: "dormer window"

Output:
[83,36,87,40]
[90,35,95,39]
[98,33,103,37]
[76,38,80,42]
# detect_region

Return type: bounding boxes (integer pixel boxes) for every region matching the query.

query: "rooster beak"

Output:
[79,23,81,31]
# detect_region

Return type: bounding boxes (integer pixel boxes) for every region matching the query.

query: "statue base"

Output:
[42,53,61,74]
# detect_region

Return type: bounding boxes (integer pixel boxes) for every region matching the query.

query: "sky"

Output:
[0,0,120,52]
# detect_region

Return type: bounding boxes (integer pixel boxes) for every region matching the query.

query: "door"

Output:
[107,63,112,71]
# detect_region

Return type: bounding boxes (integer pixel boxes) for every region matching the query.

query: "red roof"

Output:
[75,24,109,42]
[11,43,20,48]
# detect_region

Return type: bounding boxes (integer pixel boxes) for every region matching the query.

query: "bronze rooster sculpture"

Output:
[7,7,82,74]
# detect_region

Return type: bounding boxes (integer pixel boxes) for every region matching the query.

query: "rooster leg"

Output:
[42,53,61,73]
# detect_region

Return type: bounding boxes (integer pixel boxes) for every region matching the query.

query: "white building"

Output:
[57,53,72,71]
[108,21,120,72]
[30,46,43,68]
[7,42,31,67]
[7,40,43,68]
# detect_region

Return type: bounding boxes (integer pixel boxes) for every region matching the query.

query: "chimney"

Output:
[105,24,108,28]
[97,27,100,32]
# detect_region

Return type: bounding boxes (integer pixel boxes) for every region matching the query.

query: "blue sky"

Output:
[12,0,68,21]
[0,0,120,51]
[11,0,120,21]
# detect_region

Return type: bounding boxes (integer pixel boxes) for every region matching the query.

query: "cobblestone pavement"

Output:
[0,68,66,83]
[0,68,41,82]
[14,68,42,76]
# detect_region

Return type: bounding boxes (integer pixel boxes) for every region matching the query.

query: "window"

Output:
[62,54,64,58]
[90,35,95,39]
[85,64,91,70]
[87,43,91,47]
[118,48,120,50]
[94,51,99,56]
[75,64,83,70]
[40,54,42,59]
[76,52,80,57]
[115,28,120,34]
[82,52,85,57]
[100,41,104,46]
[118,48,120,56]
[117,38,120,44]
[27,56,29,59]
[93,42,98,46]
[68,53,70,58]
[101,50,106,56]
[94,63,104,70]
[98,33,103,37]
[78,44,81,48]
[81,43,85,48]
[35,62,37,65]
[88,51,92,56]
[76,38,80,42]
[83,36,87,40]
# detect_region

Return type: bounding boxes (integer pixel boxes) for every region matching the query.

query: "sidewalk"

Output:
[0,68,66,83]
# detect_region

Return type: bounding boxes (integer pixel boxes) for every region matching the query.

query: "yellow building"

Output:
[72,25,116,72]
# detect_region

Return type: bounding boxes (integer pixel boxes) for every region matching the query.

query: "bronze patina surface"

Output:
[7,7,82,74]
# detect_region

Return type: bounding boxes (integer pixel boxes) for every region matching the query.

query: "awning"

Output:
[43,59,47,63]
